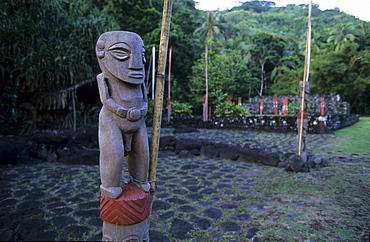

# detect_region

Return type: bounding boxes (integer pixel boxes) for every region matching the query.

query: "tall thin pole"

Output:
[203,44,209,122]
[151,46,155,100]
[149,0,173,192]
[72,88,76,131]
[146,47,152,91]
[167,47,172,122]
[297,0,312,156]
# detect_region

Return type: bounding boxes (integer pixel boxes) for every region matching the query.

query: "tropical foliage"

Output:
[1,0,118,133]
[171,101,193,116]
[215,102,249,117]
[1,0,370,134]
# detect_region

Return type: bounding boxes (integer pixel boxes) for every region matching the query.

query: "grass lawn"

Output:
[332,117,370,154]
[248,117,370,241]
[246,162,370,241]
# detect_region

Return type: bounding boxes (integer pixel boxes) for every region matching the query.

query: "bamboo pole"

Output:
[297,0,312,156]
[149,0,173,192]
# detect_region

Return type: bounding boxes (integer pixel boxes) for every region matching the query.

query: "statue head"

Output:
[96,31,145,84]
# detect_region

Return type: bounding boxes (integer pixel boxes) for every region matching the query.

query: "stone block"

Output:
[159,136,176,151]
[175,137,203,153]
[259,151,281,167]
[238,145,260,163]
[200,143,223,158]
[219,144,241,160]
[200,143,224,158]
[285,154,305,172]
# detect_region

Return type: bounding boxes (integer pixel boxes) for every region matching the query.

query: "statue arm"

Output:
[97,73,127,117]
[142,83,148,103]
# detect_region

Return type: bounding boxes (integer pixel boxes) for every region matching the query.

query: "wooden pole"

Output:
[72,88,76,131]
[151,46,155,100]
[167,47,172,122]
[297,0,312,156]
[149,0,173,192]
[203,44,209,122]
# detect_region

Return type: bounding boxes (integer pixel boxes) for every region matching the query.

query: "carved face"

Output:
[96,31,146,84]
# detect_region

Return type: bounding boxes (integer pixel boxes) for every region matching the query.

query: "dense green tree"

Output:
[222,36,246,53]
[356,21,370,51]
[310,42,370,114]
[166,0,199,102]
[188,49,257,108]
[0,0,118,133]
[93,0,199,103]
[269,69,301,95]
[327,23,360,51]
[93,0,162,47]
[234,1,275,13]
[248,33,287,96]
[1,0,115,95]
[227,3,360,40]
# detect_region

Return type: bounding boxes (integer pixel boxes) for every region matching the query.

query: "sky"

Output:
[195,0,370,22]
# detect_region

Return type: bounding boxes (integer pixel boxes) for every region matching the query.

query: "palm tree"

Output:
[297,29,326,56]
[222,36,246,53]
[358,21,370,36]
[357,21,370,50]
[194,11,226,49]
[327,23,360,51]
[194,11,226,121]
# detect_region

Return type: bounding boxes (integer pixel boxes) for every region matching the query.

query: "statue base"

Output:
[100,184,151,241]
[100,184,151,225]
[102,219,149,242]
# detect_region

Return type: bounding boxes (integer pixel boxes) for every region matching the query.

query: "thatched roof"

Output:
[34,78,96,110]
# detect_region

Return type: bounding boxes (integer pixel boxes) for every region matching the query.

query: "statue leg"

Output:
[99,109,125,199]
[126,122,150,192]
[100,118,150,242]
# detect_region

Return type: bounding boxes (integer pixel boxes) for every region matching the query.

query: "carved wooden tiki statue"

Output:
[96,31,150,241]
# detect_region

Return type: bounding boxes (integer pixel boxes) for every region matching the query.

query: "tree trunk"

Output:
[259,59,266,96]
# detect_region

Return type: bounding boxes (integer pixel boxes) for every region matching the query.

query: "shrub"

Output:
[171,101,193,116]
[215,102,249,117]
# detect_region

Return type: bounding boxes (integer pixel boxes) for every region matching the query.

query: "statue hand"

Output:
[116,108,127,118]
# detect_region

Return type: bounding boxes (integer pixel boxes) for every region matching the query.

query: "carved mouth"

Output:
[129,73,144,79]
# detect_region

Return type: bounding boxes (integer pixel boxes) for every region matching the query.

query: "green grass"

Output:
[254,163,370,241]
[332,117,370,154]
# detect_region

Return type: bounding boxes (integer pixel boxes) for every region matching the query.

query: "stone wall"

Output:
[151,114,360,133]
[244,93,350,115]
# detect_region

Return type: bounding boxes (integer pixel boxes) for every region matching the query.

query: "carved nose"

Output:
[129,52,143,70]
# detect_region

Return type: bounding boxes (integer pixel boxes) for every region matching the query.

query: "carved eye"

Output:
[142,51,146,64]
[109,48,129,61]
